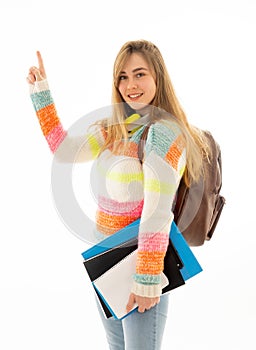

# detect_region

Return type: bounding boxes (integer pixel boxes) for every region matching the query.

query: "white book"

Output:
[93,249,169,320]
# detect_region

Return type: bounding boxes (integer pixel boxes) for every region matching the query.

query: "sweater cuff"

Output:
[29,79,49,94]
[131,281,162,298]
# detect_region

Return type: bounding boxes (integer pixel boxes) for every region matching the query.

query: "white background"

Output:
[1,0,255,349]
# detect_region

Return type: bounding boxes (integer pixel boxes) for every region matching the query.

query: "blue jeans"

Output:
[96,294,169,350]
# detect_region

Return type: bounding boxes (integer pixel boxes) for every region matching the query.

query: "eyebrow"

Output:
[120,67,148,74]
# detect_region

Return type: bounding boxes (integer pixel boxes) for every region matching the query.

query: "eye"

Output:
[119,75,127,81]
[136,72,145,78]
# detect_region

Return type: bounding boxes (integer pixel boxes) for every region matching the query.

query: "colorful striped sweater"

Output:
[29,79,186,298]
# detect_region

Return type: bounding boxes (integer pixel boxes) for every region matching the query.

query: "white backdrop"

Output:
[1,1,255,349]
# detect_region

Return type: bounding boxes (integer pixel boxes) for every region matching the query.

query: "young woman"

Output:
[27,39,208,349]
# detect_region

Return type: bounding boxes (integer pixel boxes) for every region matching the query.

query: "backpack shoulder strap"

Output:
[202,130,223,193]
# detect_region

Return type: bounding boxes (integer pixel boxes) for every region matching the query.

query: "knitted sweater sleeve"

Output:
[131,121,186,297]
[29,79,106,161]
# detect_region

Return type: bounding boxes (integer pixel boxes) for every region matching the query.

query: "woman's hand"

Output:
[126,293,160,313]
[27,51,46,84]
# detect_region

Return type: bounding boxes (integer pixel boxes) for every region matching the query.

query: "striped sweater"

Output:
[29,79,186,297]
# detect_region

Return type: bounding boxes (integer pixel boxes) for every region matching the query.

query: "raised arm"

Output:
[27,52,106,161]
[27,51,67,153]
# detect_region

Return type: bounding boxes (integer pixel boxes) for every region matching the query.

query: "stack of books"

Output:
[81,220,202,320]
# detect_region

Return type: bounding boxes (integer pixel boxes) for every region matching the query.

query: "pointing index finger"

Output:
[36,51,46,76]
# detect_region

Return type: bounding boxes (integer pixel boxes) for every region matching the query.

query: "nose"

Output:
[127,78,138,90]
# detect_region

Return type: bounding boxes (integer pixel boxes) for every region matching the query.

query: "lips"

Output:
[128,93,143,100]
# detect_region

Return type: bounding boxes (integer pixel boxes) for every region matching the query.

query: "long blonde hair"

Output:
[100,39,210,186]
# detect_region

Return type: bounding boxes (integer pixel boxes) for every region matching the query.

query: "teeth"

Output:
[129,93,142,98]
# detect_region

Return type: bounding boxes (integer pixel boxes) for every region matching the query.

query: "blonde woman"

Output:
[27,40,208,349]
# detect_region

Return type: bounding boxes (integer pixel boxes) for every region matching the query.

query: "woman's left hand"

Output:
[126,293,160,313]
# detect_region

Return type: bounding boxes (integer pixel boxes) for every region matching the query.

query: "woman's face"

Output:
[118,53,156,112]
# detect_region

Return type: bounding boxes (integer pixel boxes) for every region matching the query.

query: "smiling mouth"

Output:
[128,93,143,99]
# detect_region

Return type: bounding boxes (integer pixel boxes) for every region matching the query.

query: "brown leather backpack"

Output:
[139,126,226,246]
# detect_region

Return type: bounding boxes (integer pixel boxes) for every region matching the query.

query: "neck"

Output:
[135,105,151,117]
